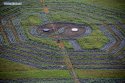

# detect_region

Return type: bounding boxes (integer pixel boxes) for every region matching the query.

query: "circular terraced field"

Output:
[0,0,125,83]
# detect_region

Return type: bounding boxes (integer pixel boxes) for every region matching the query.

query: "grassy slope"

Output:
[63,40,73,49]
[21,15,42,26]
[47,0,125,23]
[0,58,71,79]
[0,58,37,72]
[76,69,125,78]
[0,70,71,79]
[48,11,87,24]
[77,26,109,49]
[46,0,125,10]
[1,58,125,79]
[87,0,125,10]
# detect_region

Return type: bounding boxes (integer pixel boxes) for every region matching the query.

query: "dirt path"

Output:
[58,42,80,83]
[103,22,122,53]
[69,40,82,51]
[9,19,20,42]
[63,52,80,83]
[40,1,80,82]
[40,12,49,24]
[0,25,9,44]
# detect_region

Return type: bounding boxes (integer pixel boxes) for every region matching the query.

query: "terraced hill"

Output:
[0,0,125,83]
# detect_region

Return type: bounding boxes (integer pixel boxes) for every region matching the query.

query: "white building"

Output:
[71,28,79,32]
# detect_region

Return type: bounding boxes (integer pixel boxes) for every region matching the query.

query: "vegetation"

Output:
[48,11,86,24]
[0,58,71,79]
[46,0,125,11]
[21,15,42,26]
[0,70,71,79]
[0,58,37,72]
[63,40,73,49]
[76,69,125,78]
[77,26,109,49]
[0,0,125,82]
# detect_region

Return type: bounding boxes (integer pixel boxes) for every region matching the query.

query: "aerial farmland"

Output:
[0,0,125,83]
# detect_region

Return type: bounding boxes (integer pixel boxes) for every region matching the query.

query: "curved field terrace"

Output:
[0,0,125,83]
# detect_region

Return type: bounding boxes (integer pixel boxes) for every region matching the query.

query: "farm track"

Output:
[63,50,80,83]
[69,40,82,51]
[0,25,9,45]
[103,23,125,54]
[3,19,20,42]
[12,18,28,41]
[115,23,125,36]
[99,25,116,51]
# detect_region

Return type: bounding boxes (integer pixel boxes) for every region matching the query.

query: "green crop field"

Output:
[77,26,109,49]
[0,0,125,83]
[0,58,71,79]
